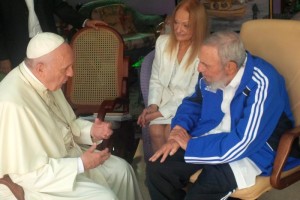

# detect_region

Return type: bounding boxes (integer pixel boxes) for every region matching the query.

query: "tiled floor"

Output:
[258,182,300,200]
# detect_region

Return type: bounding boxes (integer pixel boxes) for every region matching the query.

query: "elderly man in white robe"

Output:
[0,32,143,200]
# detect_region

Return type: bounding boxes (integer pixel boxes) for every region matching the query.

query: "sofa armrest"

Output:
[128,8,165,33]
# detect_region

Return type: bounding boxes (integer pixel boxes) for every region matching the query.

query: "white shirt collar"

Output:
[23,62,47,91]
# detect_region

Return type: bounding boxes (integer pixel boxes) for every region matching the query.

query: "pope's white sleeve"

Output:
[9,158,78,193]
[73,118,93,145]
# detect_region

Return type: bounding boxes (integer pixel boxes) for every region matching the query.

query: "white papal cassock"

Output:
[0,63,143,200]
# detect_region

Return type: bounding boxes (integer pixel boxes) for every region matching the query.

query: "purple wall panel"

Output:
[123,0,175,15]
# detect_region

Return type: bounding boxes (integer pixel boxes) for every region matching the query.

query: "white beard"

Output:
[204,78,226,92]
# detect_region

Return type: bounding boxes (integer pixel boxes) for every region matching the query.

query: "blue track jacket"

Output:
[172,52,300,176]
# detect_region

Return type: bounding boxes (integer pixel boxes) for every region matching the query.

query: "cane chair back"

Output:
[66,25,129,116]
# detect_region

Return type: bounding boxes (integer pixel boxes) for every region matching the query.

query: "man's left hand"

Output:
[85,19,107,29]
[149,139,180,163]
[90,118,113,141]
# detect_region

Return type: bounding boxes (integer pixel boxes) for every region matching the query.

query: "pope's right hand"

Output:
[81,143,111,170]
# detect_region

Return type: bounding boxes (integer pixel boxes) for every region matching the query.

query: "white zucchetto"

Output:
[26,32,65,59]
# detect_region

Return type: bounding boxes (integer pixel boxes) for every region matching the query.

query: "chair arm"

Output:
[96,97,129,151]
[271,126,300,189]
[122,56,129,98]
[96,98,129,120]
[0,175,24,200]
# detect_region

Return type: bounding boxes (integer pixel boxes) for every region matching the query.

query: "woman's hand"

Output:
[137,104,161,127]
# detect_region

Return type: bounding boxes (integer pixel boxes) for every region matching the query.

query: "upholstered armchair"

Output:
[78,0,164,64]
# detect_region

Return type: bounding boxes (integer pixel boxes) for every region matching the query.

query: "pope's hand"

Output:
[91,118,113,141]
[81,143,110,170]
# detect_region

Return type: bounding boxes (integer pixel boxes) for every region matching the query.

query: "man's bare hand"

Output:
[168,126,191,150]
[90,118,113,141]
[85,19,107,30]
[81,143,110,170]
[149,139,180,163]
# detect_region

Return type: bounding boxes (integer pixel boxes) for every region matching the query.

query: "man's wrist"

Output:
[148,104,158,112]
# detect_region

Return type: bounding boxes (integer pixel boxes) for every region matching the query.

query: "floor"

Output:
[132,139,300,200]
[128,74,300,200]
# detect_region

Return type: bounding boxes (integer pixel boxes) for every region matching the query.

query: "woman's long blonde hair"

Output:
[167,0,209,69]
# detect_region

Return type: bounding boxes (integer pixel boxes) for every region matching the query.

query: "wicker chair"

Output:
[65,25,129,118]
[190,19,300,199]
[65,25,133,154]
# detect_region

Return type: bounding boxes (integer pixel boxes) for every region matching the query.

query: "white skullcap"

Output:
[26,32,65,59]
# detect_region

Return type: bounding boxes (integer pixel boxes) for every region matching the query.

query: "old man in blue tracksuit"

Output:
[146,31,300,200]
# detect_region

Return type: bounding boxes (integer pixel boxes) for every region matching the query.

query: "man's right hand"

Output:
[81,143,111,170]
[149,139,180,163]
[0,59,12,74]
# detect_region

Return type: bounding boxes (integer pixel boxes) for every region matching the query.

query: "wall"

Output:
[122,0,175,15]
[67,0,175,15]
[67,0,284,16]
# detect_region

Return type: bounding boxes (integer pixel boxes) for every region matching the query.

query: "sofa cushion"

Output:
[91,4,136,35]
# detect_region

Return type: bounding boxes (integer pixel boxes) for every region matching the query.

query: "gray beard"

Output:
[204,79,226,92]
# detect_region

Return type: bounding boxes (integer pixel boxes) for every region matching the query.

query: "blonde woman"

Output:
[138,0,209,152]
